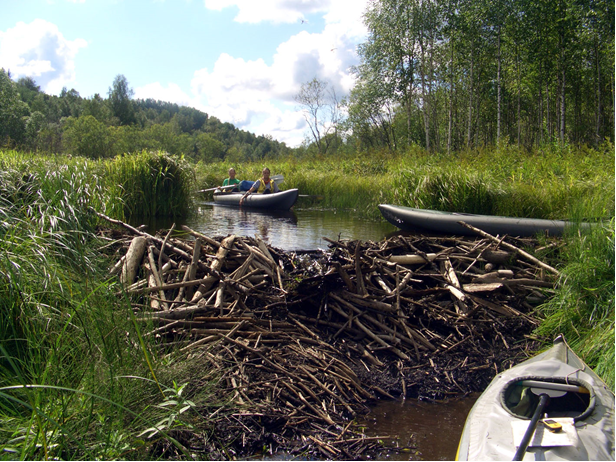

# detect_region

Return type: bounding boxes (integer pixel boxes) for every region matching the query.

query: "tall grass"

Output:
[534,219,615,390]
[106,150,195,220]
[195,142,614,223]
[0,150,205,459]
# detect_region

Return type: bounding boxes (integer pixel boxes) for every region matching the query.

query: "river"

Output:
[137,201,398,251]
[132,202,478,460]
[358,396,479,461]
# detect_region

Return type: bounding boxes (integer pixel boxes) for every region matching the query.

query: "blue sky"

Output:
[0,0,369,147]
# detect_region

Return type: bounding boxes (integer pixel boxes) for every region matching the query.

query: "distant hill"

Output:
[0,70,291,162]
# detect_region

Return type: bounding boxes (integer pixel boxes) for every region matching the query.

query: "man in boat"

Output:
[239,167,279,205]
[221,168,241,192]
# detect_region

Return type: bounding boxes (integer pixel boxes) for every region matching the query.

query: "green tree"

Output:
[82,93,112,123]
[195,133,225,162]
[63,115,113,158]
[16,76,41,105]
[108,74,136,126]
[58,87,82,118]
[0,68,29,146]
[24,111,46,150]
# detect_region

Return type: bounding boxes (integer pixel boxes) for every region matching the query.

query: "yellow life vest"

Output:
[256,177,275,193]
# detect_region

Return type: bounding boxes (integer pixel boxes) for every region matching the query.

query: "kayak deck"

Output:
[456,336,615,460]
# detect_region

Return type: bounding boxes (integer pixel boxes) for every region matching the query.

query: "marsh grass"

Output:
[195,142,613,222]
[534,220,615,389]
[0,150,205,459]
[107,150,195,220]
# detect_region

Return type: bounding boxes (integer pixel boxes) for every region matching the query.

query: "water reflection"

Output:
[357,396,478,461]
[181,202,397,250]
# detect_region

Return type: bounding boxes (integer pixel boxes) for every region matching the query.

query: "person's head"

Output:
[262,167,270,179]
[228,168,236,179]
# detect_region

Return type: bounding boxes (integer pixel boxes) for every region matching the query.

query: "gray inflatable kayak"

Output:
[456,336,615,460]
[378,204,588,237]
[214,188,299,211]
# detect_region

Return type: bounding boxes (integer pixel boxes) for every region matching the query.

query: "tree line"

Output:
[0,71,291,161]
[2,0,613,160]
[344,0,614,152]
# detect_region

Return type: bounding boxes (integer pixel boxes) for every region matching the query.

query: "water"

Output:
[140,201,399,251]
[358,396,479,461]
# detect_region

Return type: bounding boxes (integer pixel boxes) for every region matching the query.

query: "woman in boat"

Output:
[240,167,279,205]
[221,167,240,192]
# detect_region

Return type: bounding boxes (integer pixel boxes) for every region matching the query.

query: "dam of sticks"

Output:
[97,211,556,459]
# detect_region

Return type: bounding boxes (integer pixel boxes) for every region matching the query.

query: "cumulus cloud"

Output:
[0,19,87,94]
[190,0,368,146]
[134,82,196,107]
[204,0,331,24]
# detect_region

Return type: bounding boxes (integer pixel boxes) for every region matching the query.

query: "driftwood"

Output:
[97,211,558,460]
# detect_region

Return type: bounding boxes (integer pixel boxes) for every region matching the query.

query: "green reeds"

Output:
[0,149,206,459]
[194,142,614,223]
[534,219,615,390]
[106,150,195,220]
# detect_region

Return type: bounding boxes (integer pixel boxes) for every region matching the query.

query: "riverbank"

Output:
[195,142,615,222]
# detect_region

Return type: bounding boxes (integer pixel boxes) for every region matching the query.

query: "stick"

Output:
[458,221,560,275]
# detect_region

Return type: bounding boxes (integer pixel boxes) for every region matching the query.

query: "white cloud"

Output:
[134,82,196,107]
[0,19,87,94]
[190,0,368,146]
[204,0,331,24]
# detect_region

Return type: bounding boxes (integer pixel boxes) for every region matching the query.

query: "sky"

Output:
[0,0,370,147]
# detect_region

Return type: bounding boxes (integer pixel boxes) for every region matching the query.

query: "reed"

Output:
[0,150,209,459]
[195,142,614,223]
[534,219,615,390]
[106,150,195,220]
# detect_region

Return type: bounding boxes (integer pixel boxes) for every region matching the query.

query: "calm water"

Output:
[138,201,399,251]
[359,396,478,461]
[132,203,476,460]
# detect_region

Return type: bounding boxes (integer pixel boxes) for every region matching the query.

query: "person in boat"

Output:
[221,168,240,192]
[239,167,279,205]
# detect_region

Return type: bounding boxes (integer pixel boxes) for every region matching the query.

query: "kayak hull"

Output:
[214,189,299,211]
[378,204,585,237]
[456,336,615,461]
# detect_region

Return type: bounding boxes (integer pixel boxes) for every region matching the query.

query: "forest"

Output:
[1,0,614,159]
[0,71,292,162]
[348,0,615,152]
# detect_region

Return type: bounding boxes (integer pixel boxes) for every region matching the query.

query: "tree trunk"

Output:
[517,48,521,147]
[546,80,551,140]
[497,26,502,145]
[406,88,412,148]
[420,36,430,151]
[467,52,474,148]
[595,40,601,144]
[448,40,454,154]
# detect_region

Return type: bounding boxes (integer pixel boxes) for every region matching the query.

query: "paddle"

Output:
[198,175,284,194]
[197,184,238,193]
[512,382,570,461]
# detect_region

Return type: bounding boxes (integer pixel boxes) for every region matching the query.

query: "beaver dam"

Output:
[97,211,558,460]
